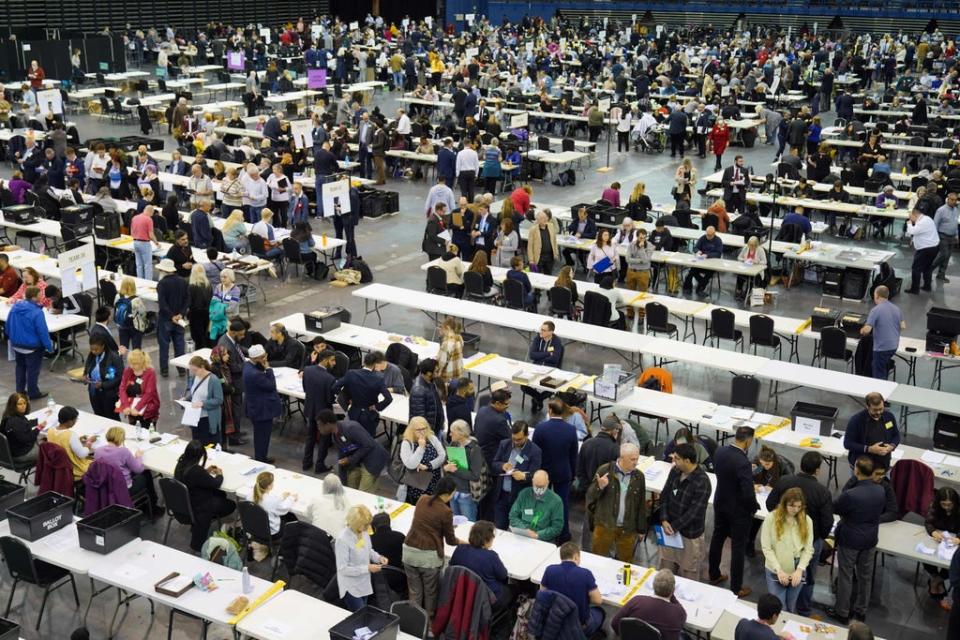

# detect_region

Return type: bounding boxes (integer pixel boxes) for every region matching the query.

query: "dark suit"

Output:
[438,147,457,188]
[335,418,389,478]
[475,405,512,519]
[532,417,579,540]
[332,368,392,435]
[471,213,497,254]
[708,444,759,593]
[217,334,247,431]
[492,438,542,528]
[84,349,123,418]
[721,164,750,214]
[302,364,336,470]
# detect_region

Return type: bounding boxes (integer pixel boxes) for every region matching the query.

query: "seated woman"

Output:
[436,244,465,297]
[662,427,711,466]
[310,473,352,535]
[506,255,535,306]
[290,222,322,280]
[94,426,159,513]
[174,440,237,552]
[554,265,580,306]
[0,392,42,463]
[250,208,283,258]
[735,235,767,299]
[251,470,297,539]
[449,520,511,610]
[467,250,496,297]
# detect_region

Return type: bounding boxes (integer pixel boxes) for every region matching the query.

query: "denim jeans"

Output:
[392,71,404,90]
[157,318,185,374]
[765,569,803,613]
[796,538,823,616]
[14,348,44,397]
[451,492,478,521]
[872,349,896,380]
[244,205,263,225]
[342,592,366,612]
[583,606,605,636]
[133,240,154,280]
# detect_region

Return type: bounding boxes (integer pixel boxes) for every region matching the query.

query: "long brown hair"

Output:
[774,487,809,542]
[469,250,489,272]
[253,471,274,504]
[555,265,574,290]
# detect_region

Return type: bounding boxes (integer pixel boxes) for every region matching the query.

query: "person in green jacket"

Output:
[509,470,564,542]
[586,443,647,562]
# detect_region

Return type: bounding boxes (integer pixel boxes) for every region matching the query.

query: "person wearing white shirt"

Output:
[240,167,269,224]
[265,163,292,227]
[905,208,941,294]
[335,505,387,611]
[187,163,213,209]
[617,108,634,152]
[455,142,479,203]
[252,471,296,536]
[632,111,658,148]
[395,108,412,136]
[310,474,351,534]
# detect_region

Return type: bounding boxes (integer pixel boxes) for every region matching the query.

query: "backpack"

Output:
[468,444,493,502]
[346,256,374,283]
[130,297,148,333]
[114,296,133,328]
[641,376,661,391]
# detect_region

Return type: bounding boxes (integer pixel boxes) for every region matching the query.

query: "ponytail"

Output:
[252,471,274,504]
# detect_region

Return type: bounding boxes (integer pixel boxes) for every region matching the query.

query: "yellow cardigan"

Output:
[760,513,814,575]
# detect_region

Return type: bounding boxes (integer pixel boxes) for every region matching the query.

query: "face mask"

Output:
[532,486,547,498]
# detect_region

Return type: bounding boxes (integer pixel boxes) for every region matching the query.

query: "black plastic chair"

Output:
[281,238,308,281]
[332,351,351,378]
[547,286,574,319]
[463,271,493,302]
[426,266,452,296]
[0,433,35,484]
[391,600,429,639]
[98,278,118,309]
[749,314,782,359]
[582,291,622,329]
[619,617,662,640]
[704,308,743,351]
[238,501,282,580]
[502,277,535,311]
[158,477,196,544]
[1,536,79,630]
[818,326,853,371]
[730,375,761,410]
[537,136,550,151]
[562,138,575,152]
[644,302,678,339]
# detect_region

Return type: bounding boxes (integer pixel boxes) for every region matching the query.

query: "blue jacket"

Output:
[493,437,541,500]
[191,209,212,249]
[566,217,597,239]
[6,300,53,352]
[438,147,457,178]
[694,234,723,258]
[288,193,310,225]
[242,362,281,422]
[332,368,392,424]
[733,619,779,640]
[529,335,563,367]
[528,590,586,640]
[335,418,389,477]
[444,385,474,431]
[532,418,578,485]
[843,408,901,467]
[834,478,886,550]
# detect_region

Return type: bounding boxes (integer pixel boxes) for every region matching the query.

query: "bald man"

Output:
[508,470,564,543]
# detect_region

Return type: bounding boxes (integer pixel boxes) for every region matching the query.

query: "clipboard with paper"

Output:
[654,524,684,549]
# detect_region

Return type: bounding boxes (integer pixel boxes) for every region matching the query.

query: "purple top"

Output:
[93,444,144,488]
[601,187,621,207]
[7,179,31,204]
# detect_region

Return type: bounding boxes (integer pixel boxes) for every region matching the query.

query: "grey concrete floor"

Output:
[0,78,956,640]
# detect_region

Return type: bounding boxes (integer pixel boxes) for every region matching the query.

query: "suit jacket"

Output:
[526,223,558,265]
[438,147,457,178]
[332,368,392,422]
[83,349,124,398]
[242,362,282,422]
[217,334,247,380]
[493,438,542,501]
[721,165,750,201]
[714,444,759,517]
[475,406,511,468]
[532,418,578,485]
[89,323,120,353]
[302,365,336,424]
[336,418,389,477]
[471,213,497,250]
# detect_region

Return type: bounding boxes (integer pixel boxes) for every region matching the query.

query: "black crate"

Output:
[61,205,94,226]
[840,312,867,338]
[4,204,37,224]
[384,191,399,214]
[934,413,960,454]
[77,504,142,554]
[822,268,844,297]
[94,214,121,240]
[329,606,399,640]
[927,307,960,336]
[791,402,839,437]
[6,492,74,541]
[0,617,20,640]
[0,480,24,521]
[811,307,839,332]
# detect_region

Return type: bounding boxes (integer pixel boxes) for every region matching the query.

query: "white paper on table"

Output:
[922,451,947,465]
[644,467,663,482]
[113,563,149,580]
[752,412,774,423]
[891,449,905,460]
[915,542,937,555]
[781,620,810,640]
[41,527,77,552]
[725,601,758,620]
[943,455,960,468]
[595,575,627,599]
[175,400,202,427]
[674,584,700,602]
[262,619,292,635]
[793,416,820,436]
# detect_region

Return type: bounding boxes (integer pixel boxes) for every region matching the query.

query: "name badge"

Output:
[547,346,554,352]
[355,538,365,550]
[885,421,894,430]
[515,455,525,464]
[524,508,534,516]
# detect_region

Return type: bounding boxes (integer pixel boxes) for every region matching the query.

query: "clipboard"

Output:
[155,572,195,597]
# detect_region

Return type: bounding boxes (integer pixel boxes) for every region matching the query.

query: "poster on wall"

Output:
[321,178,351,218]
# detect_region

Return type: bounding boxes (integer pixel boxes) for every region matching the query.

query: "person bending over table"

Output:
[94,426,160,515]
[683,225,723,297]
[449,520,511,610]
[317,409,389,493]
[734,593,784,640]
[539,541,605,636]
[735,235,767,299]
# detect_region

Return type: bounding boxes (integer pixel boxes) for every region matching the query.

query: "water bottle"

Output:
[377,495,385,512]
[621,564,632,586]
[241,566,252,594]
[46,396,56,415]
[215,443,222,453]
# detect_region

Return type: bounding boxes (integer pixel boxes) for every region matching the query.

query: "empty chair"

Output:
[644,302,679,340]
[391,600,429,640]
[749,314,783,359]
[537,136,550,151]
[1,536,79,630]
[562,138,575,152]
[158,477,196,545]
[703,308,743,351]
[0,433,35,484]
[547,285,574,319]
[818,326,853,371]
[730,375,761,410]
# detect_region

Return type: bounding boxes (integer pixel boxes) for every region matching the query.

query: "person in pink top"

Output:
[601,182,621,207]
[93,426,159,512]
[6,267,49,308]
[130,205,160,280]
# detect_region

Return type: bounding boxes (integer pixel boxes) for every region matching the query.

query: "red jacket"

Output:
[432,568,492,640]
[0,266,21,297]
[36,442,73,497]
[511,188,531,215]
[117,366,160,422]
[890,459,934,519]
[708,124,731,157]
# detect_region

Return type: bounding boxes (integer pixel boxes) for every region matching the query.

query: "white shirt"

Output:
[395,113,412,135]
[266,174,291,202]
[455,148,479,176]
[241,173,268,207]
[258,491,295,534]
[907,214,940,250]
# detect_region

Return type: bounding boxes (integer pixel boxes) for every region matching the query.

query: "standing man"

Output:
[659,443,712,580]
[130,205,160,281]
[586,443,646,561]
[933,192,958,282]
[332,351,393,436]
[317,409,388,492]
[721,155,750,214]
[301,348,337,473]
[492,421,541,529]
[455,141,479,204]
[766,451,834,618]
[708,426,759,597]
[356,112,374,180]
[576,415,621,492]
[217,318,248,446]
[860,286,905,380]
[905,208,940,294]
[370,120,387,185]
[532,398,579,542]
[190,199,214,250]
[6,287,53,399]
[667,106,688,158]
[424,174,456,220]
[827,456,886,624]
[475,387,513,519]
[843,391,900,470]
[313,140,339,216]
[243,344,281,463]
[437,137,457,189]
[156,273,188,378]
[409,359,443,435]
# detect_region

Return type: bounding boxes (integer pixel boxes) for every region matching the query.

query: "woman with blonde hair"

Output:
[188,264,212,349]
[118,349,159,429]
[760,487,814,613]
[626,182,652,220]
[94,425,159,512]
[673,157,697,204]
[436,317,464,391]
[736,235,768,299]
[399,416,447,504]
[335,505,388,611]
[221,209,249,253]
[115,277,147,349]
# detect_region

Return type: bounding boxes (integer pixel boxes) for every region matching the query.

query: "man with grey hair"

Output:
[586,442,646,561]
[611,569,687,640]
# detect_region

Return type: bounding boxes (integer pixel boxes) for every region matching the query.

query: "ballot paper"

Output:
[922,451,947,465]
[114,563,149,581]
[175,400,202,427]
[595,574,628,599]
[725,601,759,620]
[944,455,960,468]
[262,620,292,635]
[42,526,78,552]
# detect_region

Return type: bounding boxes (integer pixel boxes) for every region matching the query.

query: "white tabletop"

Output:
[758,359,897,399]
[711,599,852,640]
[0,519,141,575]
[877,520,952,569]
